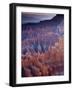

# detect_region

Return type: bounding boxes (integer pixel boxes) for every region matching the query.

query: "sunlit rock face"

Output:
[21,14,64,77]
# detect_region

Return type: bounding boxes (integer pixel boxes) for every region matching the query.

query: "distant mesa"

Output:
[22,14,64,30]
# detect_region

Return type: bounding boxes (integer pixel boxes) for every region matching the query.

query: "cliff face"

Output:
[21,14,64,77]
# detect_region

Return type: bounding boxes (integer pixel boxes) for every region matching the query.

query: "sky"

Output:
[22,13,56,24]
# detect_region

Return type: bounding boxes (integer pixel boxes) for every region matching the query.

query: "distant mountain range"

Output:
[22,14,64,30]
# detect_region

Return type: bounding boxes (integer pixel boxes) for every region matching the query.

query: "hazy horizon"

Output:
[22,13,56,24]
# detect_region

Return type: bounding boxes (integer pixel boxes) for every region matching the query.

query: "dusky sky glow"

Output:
[22,13,56,24]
